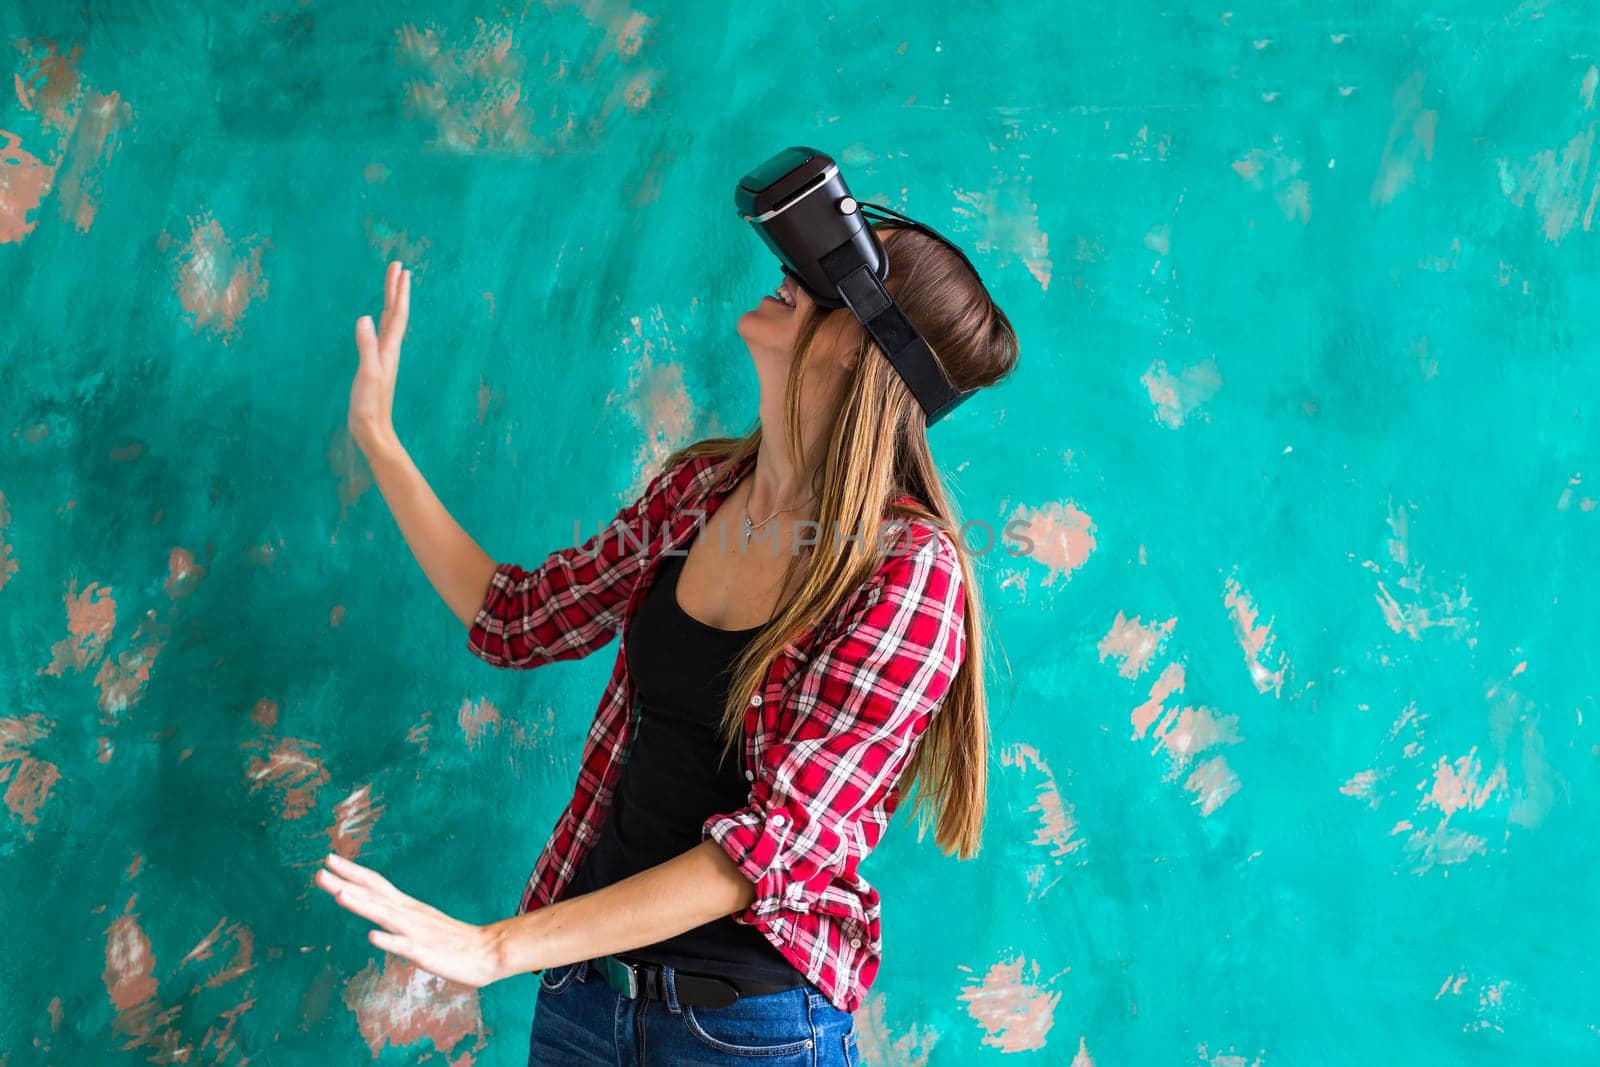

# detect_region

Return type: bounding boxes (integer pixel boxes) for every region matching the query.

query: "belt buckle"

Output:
[600,955,643,999]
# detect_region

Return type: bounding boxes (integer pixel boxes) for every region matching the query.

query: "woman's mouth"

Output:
[764,279,796,308]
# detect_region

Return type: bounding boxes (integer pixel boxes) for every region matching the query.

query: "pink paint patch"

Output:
[327,426,373,527]
[951,176,1054,290]
[250,698,279,730]
[6,39,132,243]
[1000,743,1084,899]
[342,954,487,1059]
[1097,610,1177,679]
[1497,68,1600,246]
[1185,754,1242,815]
[163,547,206,599]
[244,736,330,820]
[958,954,1065,1053]
[176,917,256,990]
[1222,574,1291,696]
[1198,1046,1268,1067]
[327,785,386,858]
[0,713,62,833]
[0,490,17,590]
[475,372,505,424]
[613,309,696,480]
[41,578,117,677]
[1420,748,1507,817]
[1072,1035,1096,1066]
[1140,358,1221,428]
[165,210,269,344]
[0,128,54,243]
[458,696,501,750]
[1403,822,1487,872]
[100,884,260,1059]
[1153,706,1242,771]
[1371,69,1438,208]
[103,900,161,1048]
[1233,137,1312,221]
[615,11,654,58]
[1131,660,1185,740]
[395,21,535,152]
[51,88,135,234]
[92,611,169,721]
[1340,769,1383,809]
[1007,500,1097,587]
[1370,501,1478,645]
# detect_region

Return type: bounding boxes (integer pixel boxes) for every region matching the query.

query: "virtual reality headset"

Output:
[735,146,982,426]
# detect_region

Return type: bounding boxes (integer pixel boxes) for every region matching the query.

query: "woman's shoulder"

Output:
[886,493,960,555]
[641,445,740,512]
[867,501,964,602]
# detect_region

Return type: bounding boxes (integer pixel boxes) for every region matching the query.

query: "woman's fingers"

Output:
[379,260,399,337]
[321,877,395,930]
[355,315,378,367]
[324,852,396,895]
[392,269,411,344]
[373,261,410,361]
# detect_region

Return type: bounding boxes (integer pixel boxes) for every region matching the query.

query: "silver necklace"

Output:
[741,485,814,548]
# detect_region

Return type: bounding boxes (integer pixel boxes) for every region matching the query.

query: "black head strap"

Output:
[818,241,977,425]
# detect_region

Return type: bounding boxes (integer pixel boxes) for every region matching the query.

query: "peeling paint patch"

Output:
[0,714,62,834]
[999,742,1085,900]
[341,953,488,1059]
[1098,610,1177,679]
[958,953,1066,1053]
[1007,500,1096,586]
[1142,357,1221,428]
[1222,573,1291,696]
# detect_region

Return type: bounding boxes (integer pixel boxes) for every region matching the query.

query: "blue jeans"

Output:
[528,957,861,1065]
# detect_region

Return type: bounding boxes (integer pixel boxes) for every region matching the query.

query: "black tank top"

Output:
[557,549,807,988]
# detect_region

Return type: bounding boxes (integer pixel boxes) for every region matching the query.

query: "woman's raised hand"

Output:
[350,260,411,454]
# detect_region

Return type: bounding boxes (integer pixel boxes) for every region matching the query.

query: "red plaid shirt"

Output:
[467,447,967,1013]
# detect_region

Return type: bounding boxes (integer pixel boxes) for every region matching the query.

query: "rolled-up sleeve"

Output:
[467,457,689,669]
[702,524,967,924]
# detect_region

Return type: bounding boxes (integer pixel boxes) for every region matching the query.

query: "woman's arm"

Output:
[486,839,757,980]
[360,433,499,629]
[464,456,692,669]
[350,261,498,628]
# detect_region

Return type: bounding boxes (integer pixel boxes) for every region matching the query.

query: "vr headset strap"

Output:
[819,244,973,424]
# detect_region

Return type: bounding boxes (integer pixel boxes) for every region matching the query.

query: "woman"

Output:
[318,224,1017,1065]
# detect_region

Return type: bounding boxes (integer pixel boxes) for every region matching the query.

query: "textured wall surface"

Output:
[2,3,1596,1064]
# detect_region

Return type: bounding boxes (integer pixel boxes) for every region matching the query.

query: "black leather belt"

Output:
[590,953,799,1009]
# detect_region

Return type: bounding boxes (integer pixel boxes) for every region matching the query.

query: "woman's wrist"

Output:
[483,905,551,982]
[353,423,403,462]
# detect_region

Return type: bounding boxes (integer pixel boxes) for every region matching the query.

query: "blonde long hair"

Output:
[663,225,1018,861]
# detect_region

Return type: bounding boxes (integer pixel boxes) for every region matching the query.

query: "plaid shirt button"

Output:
[749,694,763,706]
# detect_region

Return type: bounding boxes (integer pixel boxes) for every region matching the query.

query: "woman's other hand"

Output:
[350,260,411,454]
[316,852,507,988]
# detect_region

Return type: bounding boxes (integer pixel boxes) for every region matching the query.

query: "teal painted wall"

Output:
[2,3,1596,1063]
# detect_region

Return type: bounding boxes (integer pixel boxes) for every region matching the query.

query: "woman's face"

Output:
[736,270,811,368]
[736,271,857,404]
